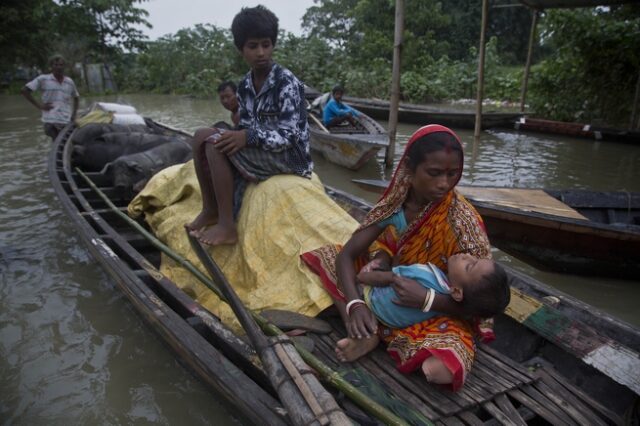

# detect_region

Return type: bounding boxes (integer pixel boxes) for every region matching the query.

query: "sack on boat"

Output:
[112,113,146,126]
[128,161,359,332]
[72,123,152,146]
[102,139,193,199]
[73,132,174,171]
[95,102,137,115]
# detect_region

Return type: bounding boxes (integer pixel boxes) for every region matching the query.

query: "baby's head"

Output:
[446,253,510,318]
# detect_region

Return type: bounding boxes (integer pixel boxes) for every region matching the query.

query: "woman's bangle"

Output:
[345,299,366,316]
[421,289,435,313]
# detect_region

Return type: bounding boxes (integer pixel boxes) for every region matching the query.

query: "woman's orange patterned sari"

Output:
[302,125,492,391]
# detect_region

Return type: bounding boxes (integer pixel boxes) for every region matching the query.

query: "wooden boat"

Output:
[343,96,523,129]
[514,117,640,144]
[50,119,640,424]
[353,179,640,280]
[307,108,388,170]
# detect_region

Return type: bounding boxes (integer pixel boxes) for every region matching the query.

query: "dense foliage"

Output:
[1,0,150,80]
[529,6,640,126]
[3,0,639,127]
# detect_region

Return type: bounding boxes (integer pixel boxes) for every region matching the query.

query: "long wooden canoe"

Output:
[50,118,639,424]
[343,96,523,130]
[514,117,640,144]
[353,179,640,280]
[308,108,388,170]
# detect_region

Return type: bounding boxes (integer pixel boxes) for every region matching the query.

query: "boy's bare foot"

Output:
[198,224,238,246]
[185,211,216,236]
[335,336,380,362]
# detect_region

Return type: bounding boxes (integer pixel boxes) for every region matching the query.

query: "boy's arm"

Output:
[245,75,306,152]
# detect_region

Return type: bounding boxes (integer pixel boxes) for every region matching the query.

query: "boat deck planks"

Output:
[304,315,614,424]
[456,187,588,220]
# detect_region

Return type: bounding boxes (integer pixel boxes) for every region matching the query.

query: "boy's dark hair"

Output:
[231,5,279,51]
[405,132,462,172]
[461,262,510,318]
[332,84,344,95]
[217,81,237,94]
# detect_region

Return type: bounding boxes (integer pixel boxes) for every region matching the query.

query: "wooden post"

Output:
[520,10,539,113]
[474,0,489,139]
[630,69,640,129]
[385,0,405,168]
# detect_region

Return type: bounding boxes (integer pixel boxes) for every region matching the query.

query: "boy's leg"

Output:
[198,143,238,245]
[186,128,219,234]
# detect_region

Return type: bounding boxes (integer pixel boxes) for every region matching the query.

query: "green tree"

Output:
[530,6,640,125]
[0,0,56,74]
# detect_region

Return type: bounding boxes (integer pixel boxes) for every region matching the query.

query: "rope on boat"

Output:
[75,167,413,426]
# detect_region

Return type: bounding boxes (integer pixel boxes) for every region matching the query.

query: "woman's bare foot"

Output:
[335,336,380,362]
[185,211,216,236]
[198,223,238,246]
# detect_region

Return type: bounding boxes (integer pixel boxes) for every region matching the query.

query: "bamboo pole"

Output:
[474,0,489,139]
[75,168,411,426]
[630,69,640,130]
[188,234,347,426]
[520,10,538,113]
[309,113,331,133]
[385,0,405,168]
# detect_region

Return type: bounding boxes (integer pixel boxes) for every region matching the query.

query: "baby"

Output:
[355,253,510,329]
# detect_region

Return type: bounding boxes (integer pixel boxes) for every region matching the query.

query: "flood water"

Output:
[1,93,639,424]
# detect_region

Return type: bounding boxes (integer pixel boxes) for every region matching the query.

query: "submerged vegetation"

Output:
[2,0,639,126]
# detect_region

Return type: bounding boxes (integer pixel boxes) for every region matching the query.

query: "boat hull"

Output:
[49,119,639,424]
[344,96,522,129]
[308,108,388,170]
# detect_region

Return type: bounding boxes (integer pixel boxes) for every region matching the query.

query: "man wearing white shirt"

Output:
[22,54,80,140]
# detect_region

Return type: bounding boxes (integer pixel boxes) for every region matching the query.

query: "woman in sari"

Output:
[302,124,493,391]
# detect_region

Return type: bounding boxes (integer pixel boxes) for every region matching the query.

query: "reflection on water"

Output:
[1,93,638,423]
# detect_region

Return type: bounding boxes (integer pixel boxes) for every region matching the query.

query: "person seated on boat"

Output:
[356,255,509,329]
[322,85,360,128]
[185,5,312,246]
[217,80,240,127]
[302,124,497,391]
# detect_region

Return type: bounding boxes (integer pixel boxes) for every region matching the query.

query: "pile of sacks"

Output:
[72,103,192,199]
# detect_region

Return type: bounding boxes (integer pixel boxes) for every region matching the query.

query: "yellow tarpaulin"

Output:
[128,161,358,331]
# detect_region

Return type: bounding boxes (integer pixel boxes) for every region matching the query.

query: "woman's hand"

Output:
[391,275,427,308]
[347,304,378,339]
[213,129,247,155]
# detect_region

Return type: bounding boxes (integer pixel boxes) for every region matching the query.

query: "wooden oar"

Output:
[309,112,331,133]
[187,233,348,426]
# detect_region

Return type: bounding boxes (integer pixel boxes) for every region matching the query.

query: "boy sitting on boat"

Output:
[186,5,312,246]
[336,253,510,363]
[323,85,360,127]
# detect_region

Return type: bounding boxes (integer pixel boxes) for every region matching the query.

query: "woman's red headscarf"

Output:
[360,124,464,230]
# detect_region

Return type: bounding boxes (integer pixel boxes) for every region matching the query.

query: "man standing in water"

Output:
[22,54,79,140]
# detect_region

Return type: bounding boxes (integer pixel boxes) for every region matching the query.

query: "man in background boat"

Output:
[322,84,360,127]
[217,80,240,127]
[21,54,79,141]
